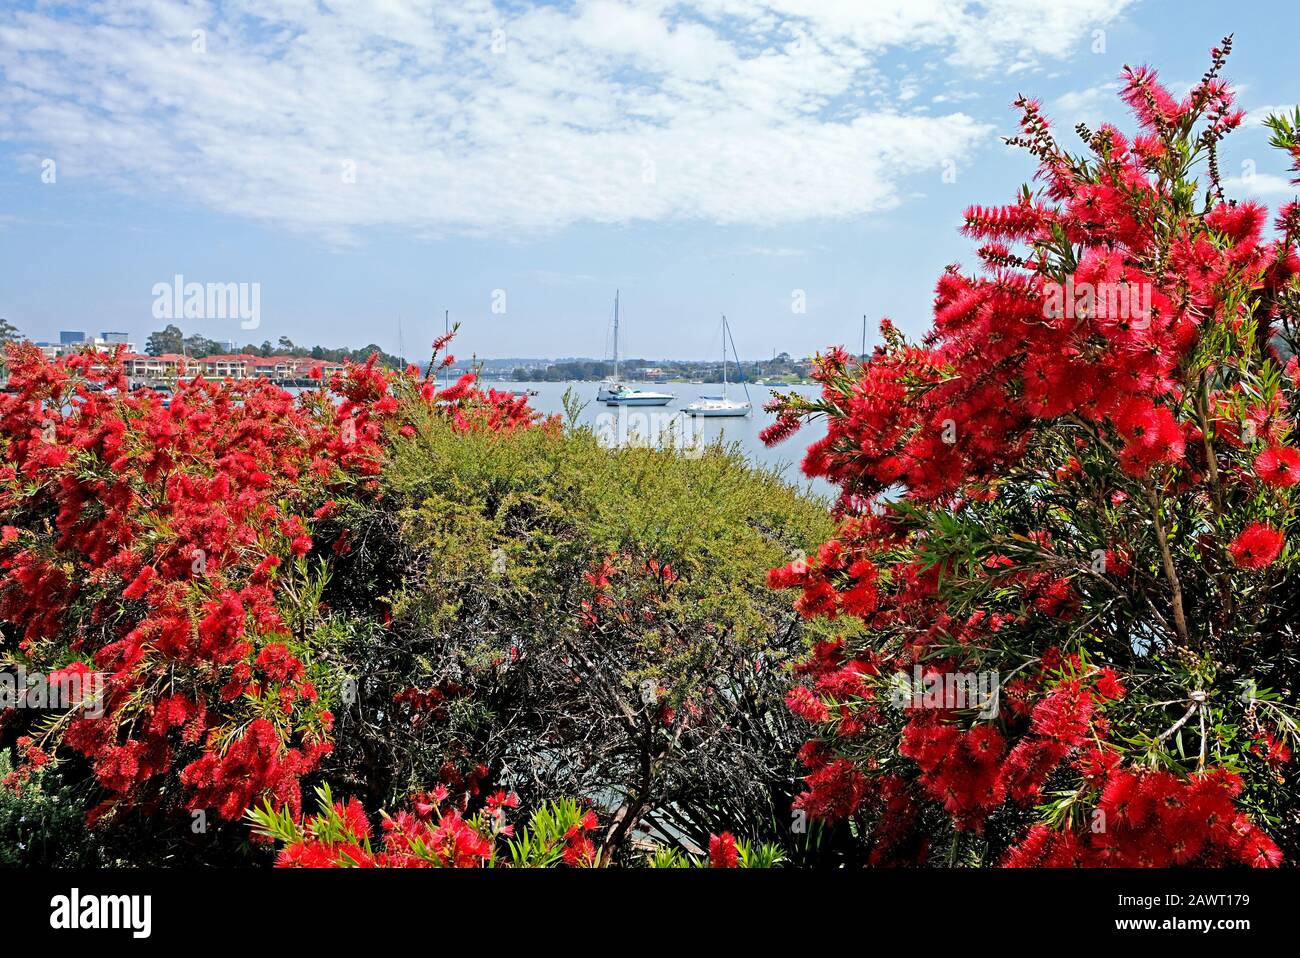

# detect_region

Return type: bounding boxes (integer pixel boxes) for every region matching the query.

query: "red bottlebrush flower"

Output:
[438,373,477,404]
[256,643,304,684]
[338,796,372,841]
[1237,823,1283,868]
[1114,399,1184,473]
[1252,731,1292,769]
[794,758,868,822]
[1094,668,1126,701]
[1229,523,1285,569]
[122,564,156,600]
[312,500,338,520]
[1207,201,1267,245]
[962,201,1043,240]
[1254,446,1300,488]
[766,557,808,589]
[563,828,597,867]
[708,832,739,868]
[1121,64,1184,130]
[785,686,830,723]
[485,790,520,812]
[759,412,802,447]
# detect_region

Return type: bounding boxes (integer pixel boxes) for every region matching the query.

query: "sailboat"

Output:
[687,314,751,417]
[598,290,674,406]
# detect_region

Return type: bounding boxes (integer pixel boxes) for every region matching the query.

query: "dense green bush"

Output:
[0,752,96,867]
[315,398,844,861]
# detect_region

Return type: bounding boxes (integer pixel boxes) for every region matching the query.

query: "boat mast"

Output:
[613,290,620,384]
[721,314,728,394]
[724,314,752,408]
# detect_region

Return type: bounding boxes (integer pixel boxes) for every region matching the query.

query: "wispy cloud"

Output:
[1224,172,1299,199]
[0,0,1134,242]
[1244,104,1297,127]
[1051,81,1123,129]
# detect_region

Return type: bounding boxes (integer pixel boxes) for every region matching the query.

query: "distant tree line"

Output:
[512,352,809,382]
[145,324,406,368]
[513,359,626,381]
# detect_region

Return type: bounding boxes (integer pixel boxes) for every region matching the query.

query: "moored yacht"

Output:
[686,394,749,416]
[598,290,674,407]
[605,385,674,406]
[686,314,750,417]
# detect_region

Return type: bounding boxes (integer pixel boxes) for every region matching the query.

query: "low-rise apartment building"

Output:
[118,352,346,381]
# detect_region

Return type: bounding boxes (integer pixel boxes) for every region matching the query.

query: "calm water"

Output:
[288,377,833,498]
[483,380,832,499]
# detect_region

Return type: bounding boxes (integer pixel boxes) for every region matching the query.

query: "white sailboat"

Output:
[687,314,751,417]
[598,290,673,406]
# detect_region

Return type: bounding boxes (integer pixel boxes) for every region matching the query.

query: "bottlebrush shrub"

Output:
[0,336,548,847]
[315,403,847,864]
[766,40,1297,866]
[249,783,606,867]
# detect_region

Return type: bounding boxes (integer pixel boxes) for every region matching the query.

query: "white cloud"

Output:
[1244,104,1298,127]
[1051,81,1123,129]
[0,0,1134,242]
[1224,172,1299,199]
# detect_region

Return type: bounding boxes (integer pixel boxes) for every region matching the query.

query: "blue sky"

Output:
[1,0,1298,362]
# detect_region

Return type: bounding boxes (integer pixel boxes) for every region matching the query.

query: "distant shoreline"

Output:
[481,375,817,386]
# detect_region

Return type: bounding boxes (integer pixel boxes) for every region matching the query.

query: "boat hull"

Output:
[686,404,750,417]
[606,394,673,407]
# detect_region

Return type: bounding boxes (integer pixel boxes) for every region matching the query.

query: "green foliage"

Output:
[319,406,840,860]
[383,402,832,648]
[0,752,95,866]
[504,798,601,868]
[247,790,313,847]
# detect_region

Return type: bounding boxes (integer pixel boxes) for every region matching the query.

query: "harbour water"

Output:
[484,380,832,500]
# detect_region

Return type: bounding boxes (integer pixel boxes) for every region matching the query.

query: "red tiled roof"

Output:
[122,353,190,363]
